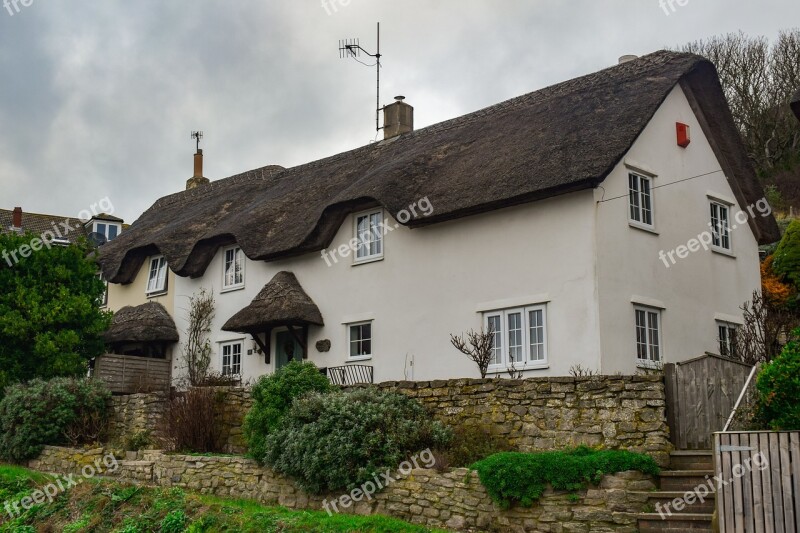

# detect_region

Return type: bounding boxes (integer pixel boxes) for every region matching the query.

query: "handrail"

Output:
[722,362,759,432]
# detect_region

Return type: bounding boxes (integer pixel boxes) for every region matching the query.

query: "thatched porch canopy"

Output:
[104,302,179,344]
[222,271,323,334]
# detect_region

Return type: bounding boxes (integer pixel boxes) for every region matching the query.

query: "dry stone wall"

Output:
[30,446,654,532]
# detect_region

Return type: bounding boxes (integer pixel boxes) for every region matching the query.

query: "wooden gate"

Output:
[714,431,800,533]
[664,353,753,449]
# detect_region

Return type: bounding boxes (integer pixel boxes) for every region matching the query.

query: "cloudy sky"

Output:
[1,0,798,223]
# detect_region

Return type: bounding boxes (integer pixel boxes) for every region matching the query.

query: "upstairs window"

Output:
[354,210,384,263]
[98,273,108,307]
[94,222,120,241]
[223,246,245,290]
[635,307,661,363]
[146,256,168,295]
[710,201,731,251]
[628,172,653,227]
[718,322,739,357]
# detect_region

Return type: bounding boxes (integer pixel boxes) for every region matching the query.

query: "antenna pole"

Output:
[376,22,381,132]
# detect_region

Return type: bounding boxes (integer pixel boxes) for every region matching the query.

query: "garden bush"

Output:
[161,387,224,453]
[261,388,452,493]
[244,361,333,462]
[756,337,800,430]
[471,447,660,508]
[0,377,111,462]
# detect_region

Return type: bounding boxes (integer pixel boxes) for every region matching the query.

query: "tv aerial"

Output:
[191,130,203,151]
[339,23,383,133]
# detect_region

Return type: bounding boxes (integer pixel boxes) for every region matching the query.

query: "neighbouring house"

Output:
[99,51,779,386]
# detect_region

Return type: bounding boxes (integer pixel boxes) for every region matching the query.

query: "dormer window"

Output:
[354,209,384,264]
[223,246,245,291]
[146,256,168,295]
[94,222,120,241]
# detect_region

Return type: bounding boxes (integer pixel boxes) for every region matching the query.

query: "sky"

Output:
[1,0,798,223]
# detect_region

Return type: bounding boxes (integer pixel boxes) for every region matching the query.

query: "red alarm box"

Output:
[676,122,691,148]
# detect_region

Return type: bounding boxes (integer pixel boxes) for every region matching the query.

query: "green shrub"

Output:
[773,219,800,287]
[0,377,111,462]
[756,338,800,430]
[262,388,452,493]
[471,447,660,508]
[244,361,333,462]
[160,510,187,533]
[125,431,152,452]
[434,424,513,468]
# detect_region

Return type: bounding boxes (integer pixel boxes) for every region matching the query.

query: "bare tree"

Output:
[735,290,797,364]
[679,30,800,177]
[450,326,496,378]
[182,289,215,387]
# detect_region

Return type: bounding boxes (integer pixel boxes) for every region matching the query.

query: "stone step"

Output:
[631,490,716,514]
[637,512,713,532]
[669,450,714,471]
[658,470,714,492]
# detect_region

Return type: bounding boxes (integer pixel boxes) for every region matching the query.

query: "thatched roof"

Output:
[99,51,780,284]
[222,271,323,333]
[104,302,180,344]
[792,88,800,122]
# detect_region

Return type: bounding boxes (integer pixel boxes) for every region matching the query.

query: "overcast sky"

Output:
[1,0,798,223]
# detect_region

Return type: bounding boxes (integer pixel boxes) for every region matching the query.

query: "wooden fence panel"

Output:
[94,353,171,394]
[664,354,753,449]
[715,431,800,533]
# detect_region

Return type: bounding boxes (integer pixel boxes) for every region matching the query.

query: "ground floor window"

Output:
[221,341,242,376]
[717,321,739,357]
[483,305,548,368]
[348,321,373,358]
[635,306,661,364]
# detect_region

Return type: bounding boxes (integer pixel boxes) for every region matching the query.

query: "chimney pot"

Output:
[187,148,210,190]
[618,54,639,64]
[12,207,22,229]
[383,96,414,140]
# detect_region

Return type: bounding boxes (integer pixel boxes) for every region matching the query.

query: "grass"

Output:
[0,465,447,532]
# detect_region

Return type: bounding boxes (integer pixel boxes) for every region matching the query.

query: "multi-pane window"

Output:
[483,305,548,368]
[349,322,373,358]
[98,273,108,307]
[718,322,739,357]
[221,342,242,376]
[628,173,653,227]
[355,210,384,262]
[223,246,245,290]
[710,202,731,250]
[146,256,168,294]
[635,307,661,363]
[94,222,120,241]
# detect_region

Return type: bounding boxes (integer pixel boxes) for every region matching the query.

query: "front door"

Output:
[275,330,302,370]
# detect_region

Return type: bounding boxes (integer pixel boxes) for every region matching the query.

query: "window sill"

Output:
[711,247,735,259]
[146,290,168,299]
[486,363,549,374]
[221,285,245,294]
[353,256,384,266]
[346,356,373,363]
[636,360,662,370]
[628,221,659,235]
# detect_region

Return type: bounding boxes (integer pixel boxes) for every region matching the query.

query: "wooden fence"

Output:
[93,353,172,394]
[714,431,800,533]
[664,353,753,449]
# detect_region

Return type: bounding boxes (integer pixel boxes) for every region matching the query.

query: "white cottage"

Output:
[100,51,779,385]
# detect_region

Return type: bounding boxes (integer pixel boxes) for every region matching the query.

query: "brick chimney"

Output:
[383,96,414,140]
[186,148,210,190]
[11,207,22,229]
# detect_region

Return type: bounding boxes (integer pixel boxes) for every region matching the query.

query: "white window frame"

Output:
[222,246,245,292]
[628,172,654,230]
[709,200,732,252]
[93,222,120,241]
[353,209,384,264]
[635,306,662,366]
[347,321,373,360]
[220,341,242,376]
[483,305,548,372]
[717,321,739,357]
[145,255,168,295]
[98,273,108,307]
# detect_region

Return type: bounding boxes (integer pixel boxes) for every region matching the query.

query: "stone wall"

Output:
[352,375,671,466]
[30,446,654,532]
[105,375,671,465]
[108,392,168,444]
